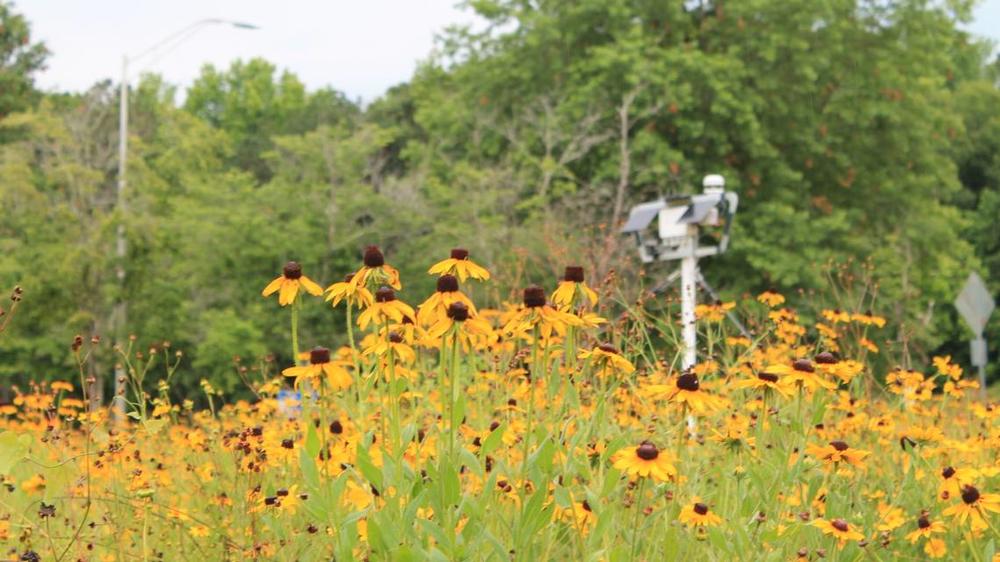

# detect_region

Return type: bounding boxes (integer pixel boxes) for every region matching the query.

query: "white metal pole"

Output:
[680,233,698,370]
[113,55,128,420]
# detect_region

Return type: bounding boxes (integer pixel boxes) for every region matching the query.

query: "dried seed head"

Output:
[815,352,837,364]
[793,359,815,372]
[636,441,659,461]
[564,266,585,282]
[757,372,779,383]
[676,372,700,391]
[363,246,385,267]
[282,262,302,280]
[447,302,469,322]
[962,485,981,505]
[309,347,330,365]
[523,285,546,308]
[437,274,459,293]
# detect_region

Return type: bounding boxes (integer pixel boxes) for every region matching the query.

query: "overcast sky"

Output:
[18,0,1000,105]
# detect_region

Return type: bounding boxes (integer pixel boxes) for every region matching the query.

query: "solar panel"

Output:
[621,200,666,233]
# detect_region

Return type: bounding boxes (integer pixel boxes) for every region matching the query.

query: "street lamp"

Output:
[112,18,258,408]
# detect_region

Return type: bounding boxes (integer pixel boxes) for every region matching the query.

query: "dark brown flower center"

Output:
[829,441,849,452]
[523,285,546,308]
[450,248,469,260]
[597,343,619,354]
[344,273,354,283]
[815,352,837,364]
[564,266,584,283]
[636,441,659,460]
[676,373,700,392]
[329,420,344,434]
[282,261,302,280]
[447,302,470,322]
[375,287,395,302]
[831,519,849,532]
[757,372,779,383]
[942,466,955,479]
[694,503,709,515]
[793,359,815,373]
[363,246,385,267]
[388,332,404,344]
[582,500,592,512]
[918,515,930,529]
[962,485,981,505]
[309,347,330,365]
[437,274,459,293]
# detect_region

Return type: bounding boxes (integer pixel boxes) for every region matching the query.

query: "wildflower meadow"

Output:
[0,247,996,561]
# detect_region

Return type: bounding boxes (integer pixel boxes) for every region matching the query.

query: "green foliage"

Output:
[1,0,999,395]
[0,2,47,121]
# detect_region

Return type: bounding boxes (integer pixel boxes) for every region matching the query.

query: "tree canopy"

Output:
[1,0,998,396]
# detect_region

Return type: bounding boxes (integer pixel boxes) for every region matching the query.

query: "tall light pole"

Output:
[113,18,258,411]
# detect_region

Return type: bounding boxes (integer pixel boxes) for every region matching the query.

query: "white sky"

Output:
[17,0,1000,105]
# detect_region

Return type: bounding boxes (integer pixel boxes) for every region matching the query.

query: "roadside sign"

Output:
[955,272,994,336]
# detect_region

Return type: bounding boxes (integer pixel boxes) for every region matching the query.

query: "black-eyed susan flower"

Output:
[851,310,886,328]
[503,285,582,341]
[281,347,352,390]
[418,274,477,325]
[678,499,723,527]
[821,309,851,324]
[708,414,755,452]
[427,302,492,350]
[362,330,417,364]
[942,485,1000,531]
[694,301,735,322]
[428,248,490,282]
[646,371,728,415]
[351,246,402,291]
[774,359,837,392]
[938,466,978,499]
[262,261,324,306]
[610,441,677,482]
[578,344,635,377]
[804,440,870,468]
[905,512,945,543]
[357,287,415,330]
[756,289,785,307]
[932,356,963,380]
[875,502,905,532]
[551,266,597,309]
[812,517,864,546]
[325,273,373,309]
[554,500,596,534]
[733,369,794,399]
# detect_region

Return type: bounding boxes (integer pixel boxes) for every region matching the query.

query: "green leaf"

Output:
[0,431,31,474]
[479,422,506,457]
[355,444,383,490]
[299,447,319,491]
[305,422,321,458]
[142,418,167,435]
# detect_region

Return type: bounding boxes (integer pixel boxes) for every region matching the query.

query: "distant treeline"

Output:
[0,0,998,395]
